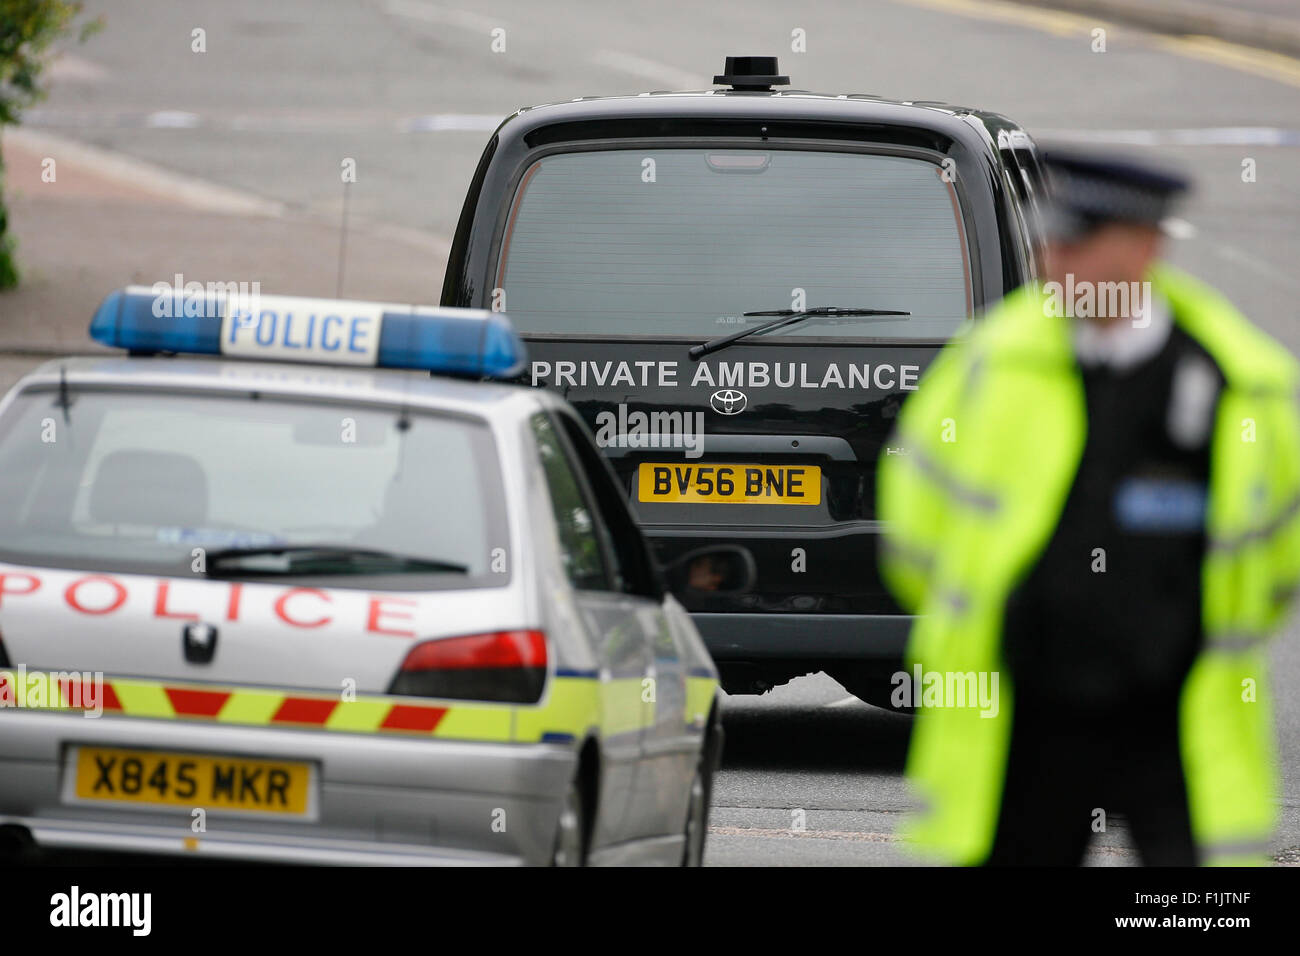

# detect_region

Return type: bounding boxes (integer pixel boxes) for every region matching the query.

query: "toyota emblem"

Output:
[710,389,748,416]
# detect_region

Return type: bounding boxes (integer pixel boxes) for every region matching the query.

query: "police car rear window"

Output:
[0,388,510,589]
[496,148,972,340]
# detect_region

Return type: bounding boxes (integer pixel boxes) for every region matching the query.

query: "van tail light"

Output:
[388,630,547,703]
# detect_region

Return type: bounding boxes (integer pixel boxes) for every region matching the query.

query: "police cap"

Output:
[1039,149,1191,241]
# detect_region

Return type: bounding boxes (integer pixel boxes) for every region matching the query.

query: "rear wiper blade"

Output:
[206,545,468,576]
[688,306,911,360]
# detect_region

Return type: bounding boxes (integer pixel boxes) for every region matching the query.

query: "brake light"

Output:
[388,630,547,703]
[705,151,772,172]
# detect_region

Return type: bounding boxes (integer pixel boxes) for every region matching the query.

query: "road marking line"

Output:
[887,0,1300,88]
[3,127,452,254]
[367,222,452,257]
[590,50,700,90]
[1034,126,1300,147]
[21,108,507,135]
[890,0,1101,38]
[46,53,106,84]
[711,824,1148,863]
[401,113,504,132]
[1151,33,1300,89]
[710,825,900,843]
[825,695,863,708]
[3,128,285,217]
[1208,241,1300,290]
[145,110,201,129]
[382,0,505,33]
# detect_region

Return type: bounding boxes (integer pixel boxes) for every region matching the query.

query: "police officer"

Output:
[877,151,1300,866]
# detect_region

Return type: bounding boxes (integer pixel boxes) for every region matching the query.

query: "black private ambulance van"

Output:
[442,57,1046,706]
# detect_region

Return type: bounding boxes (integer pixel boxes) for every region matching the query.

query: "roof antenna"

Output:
[396,363,412,434]
[336,165,354,298]
[55,364,73,423]
[713,56,789,92]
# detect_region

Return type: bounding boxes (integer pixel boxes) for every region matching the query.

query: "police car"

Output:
[440,56,1046,705]
[0,287,749,865]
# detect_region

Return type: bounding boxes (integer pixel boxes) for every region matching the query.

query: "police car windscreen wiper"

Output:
[688,306,912,360]
[206,546,469,576]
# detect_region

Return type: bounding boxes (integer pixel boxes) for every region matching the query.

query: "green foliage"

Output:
[0,1,100,288]
[1,0,98,124]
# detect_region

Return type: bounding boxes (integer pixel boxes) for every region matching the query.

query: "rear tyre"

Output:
[551,781,586,867]
[680,761,710,866]
[681,718,719,867]
[0,825,36,863]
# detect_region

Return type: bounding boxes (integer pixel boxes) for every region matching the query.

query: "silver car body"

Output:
[0,357,719,865]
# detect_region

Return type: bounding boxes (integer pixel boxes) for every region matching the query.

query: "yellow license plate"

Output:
[68,746,314,817]
[638,463,821,505]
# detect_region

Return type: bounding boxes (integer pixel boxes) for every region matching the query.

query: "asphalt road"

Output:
[12,0,1300,865]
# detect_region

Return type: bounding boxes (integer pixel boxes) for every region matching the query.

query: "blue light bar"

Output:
[89,286,527,379]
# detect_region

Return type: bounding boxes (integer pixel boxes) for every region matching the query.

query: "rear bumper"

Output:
[693,612,911,662]
[643,522,904,615]
[3,817,526,865]
[0,709,574,866]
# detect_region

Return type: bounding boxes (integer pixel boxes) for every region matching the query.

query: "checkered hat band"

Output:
[1047,166,1171,223]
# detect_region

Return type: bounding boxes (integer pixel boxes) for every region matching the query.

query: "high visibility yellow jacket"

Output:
[877,264,1300,866]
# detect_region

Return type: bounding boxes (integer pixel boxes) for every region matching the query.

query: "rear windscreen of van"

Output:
[497,148,973,340]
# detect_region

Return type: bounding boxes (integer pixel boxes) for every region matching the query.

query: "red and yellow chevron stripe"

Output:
[0,670,607,744]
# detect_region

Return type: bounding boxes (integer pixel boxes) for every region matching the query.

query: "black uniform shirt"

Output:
[1002,315,1224,714]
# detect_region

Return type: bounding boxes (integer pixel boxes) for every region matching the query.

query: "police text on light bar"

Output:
[89,285,526,379]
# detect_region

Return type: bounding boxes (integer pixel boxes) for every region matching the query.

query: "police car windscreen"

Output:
[496,148,972,339]
[0,388,509,588]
